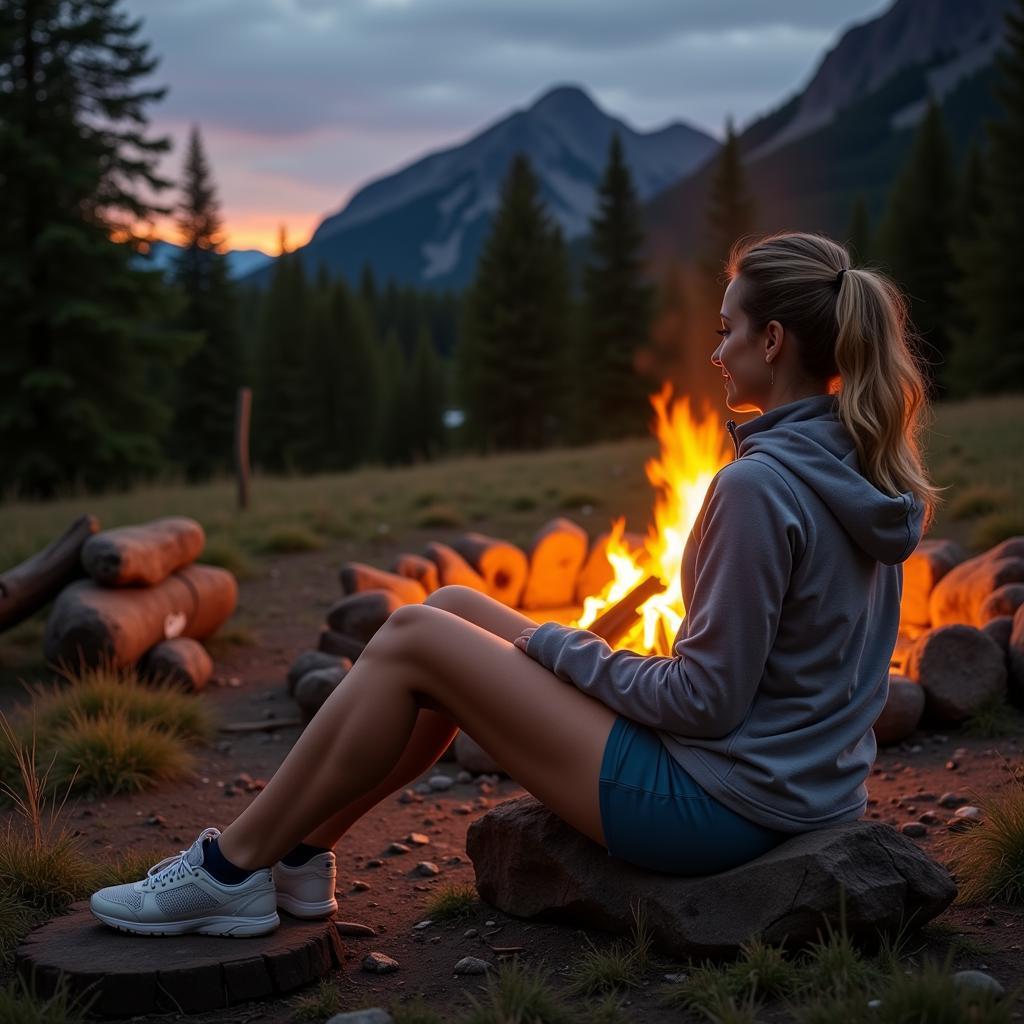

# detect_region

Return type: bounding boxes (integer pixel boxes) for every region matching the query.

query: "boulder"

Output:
[904,624,1008,721]
[139,637,213,692]
[466,796,956,959]
[873,675,925,746]
[454,731,505,776]
[294,663,351,721]
[1009,603,1024,703]
[929,538,1024,629]
[287,650,347,697]
[978,583,1024,625]
[900,538,968,634]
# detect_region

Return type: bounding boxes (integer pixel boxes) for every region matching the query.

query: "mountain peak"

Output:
[529,83,600,117]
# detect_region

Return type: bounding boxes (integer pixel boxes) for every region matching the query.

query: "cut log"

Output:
[421,542,488,592]
[326,589,405,644]
[520,517,588,610]
[0,514,100,632]
[450,532,528,607]
[899,538,968,633]
[929,537,1024,628]
[339,562,427,604]
[390,553,440,594]
[43,564,237,670]
[575,528,647,606]
[587,574,664,647]
[139,637,213,692]
[81,516,205,587]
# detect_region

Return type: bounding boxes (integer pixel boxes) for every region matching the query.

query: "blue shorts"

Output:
[599,715,790,875]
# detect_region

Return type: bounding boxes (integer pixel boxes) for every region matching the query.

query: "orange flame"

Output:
[570,381,735,655]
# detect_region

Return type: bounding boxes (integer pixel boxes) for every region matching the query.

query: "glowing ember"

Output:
[570,381,735,655]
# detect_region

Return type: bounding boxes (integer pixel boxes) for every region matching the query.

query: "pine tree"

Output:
[576,133,656,442]
[699,116,756,284]
[167,125,241,480]
[875,99,957,399]
[407,324,446,460]
[377,329,414,464]
[950,0,1024,398]
[459,153,573,450]
[846,195,871,263]
[0,0,193,496]
[253,254,309,471]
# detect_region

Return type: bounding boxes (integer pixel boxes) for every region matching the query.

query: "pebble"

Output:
[388,842,411,855]
[406,832,431,845]
[456,770,473,783]
[918,812,942,826]
[335,921,376,937]
[900,822,927,837]
[145,815,166,827]
[463,928,479,938]
[351,880,370,891]
[413,783,431,794]
[413,919,433,930]
[485,919,496,926]
[428,774,453,791]
[362,952,399,973]
[939,792,967,809]
[945,760,958,771]
[953,747,970,758]
[453,956,491,975]
[867,999,881,1009]
[663,973,688,983]
[417,861,440,876]
[366,858,384,868]
[398,789,417,804]
[952,970,1005,1000]
[953,806,983,820]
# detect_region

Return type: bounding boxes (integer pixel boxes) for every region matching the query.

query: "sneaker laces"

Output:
[141,826,221,890]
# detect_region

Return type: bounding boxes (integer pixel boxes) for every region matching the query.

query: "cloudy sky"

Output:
[124,0,891,253]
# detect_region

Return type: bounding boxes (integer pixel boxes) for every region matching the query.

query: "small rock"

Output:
[945,760,958,771]
[417,861,440,876]
[413,782,431,794]
[145,815,166,827]
[463,928,478,938]
[325,1008,394,1024]
[351,880,370,891]
[952,969,1005,1000]
[899,822,927,837]
[456,770,473,783]
[398,789,417,804]
[939,792,966,809]
[362,951,399,973]
[918,812,942,826]
[366,858,384,868]
[453,956,491,975]
[335,921,376,937]
[952,747,970,758]
[234,772,254,787]
[953,806,983,820]
[406,832,431,845]
[485,919,496,926]
[388,842,411,855]
[413,919,433,930]
[428,774,453,791]
[663,973,688,983]
[867,999,881,1010]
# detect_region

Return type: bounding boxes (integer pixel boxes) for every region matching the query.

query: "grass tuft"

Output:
[200,535,260,579]
[460,957,576,1024]
[962,692,1024,738]
[422,880,479,921]
[969,510,1024,551]
[0,971,98,1023]
[257,524,324,553]
[390,993,449,1024]
[413,502,465,529]
[944,757,1024,905]
[948,485,1010,521]
[565,898,653,996]
[290,977,346,1020]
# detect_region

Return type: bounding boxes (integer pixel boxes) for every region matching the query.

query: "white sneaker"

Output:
[272,850,338,919]
[89,827,280,937]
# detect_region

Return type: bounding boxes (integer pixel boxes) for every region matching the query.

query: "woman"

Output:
[90,231,942,937]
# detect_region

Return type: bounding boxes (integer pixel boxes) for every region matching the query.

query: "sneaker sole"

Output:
[276,892,338,919]
[90,909,280,937]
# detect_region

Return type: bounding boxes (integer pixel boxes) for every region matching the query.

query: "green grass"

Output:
[256,523,324,553]
[565,898,654,996]
[390,994,449,1024]
[944,758,1024,905]
[0,972,98,1023]
[460,957,577,1024]
[962,692,1024,738]
[1,662,214,801]
[422,880,480,921]
[290,978,346,1020]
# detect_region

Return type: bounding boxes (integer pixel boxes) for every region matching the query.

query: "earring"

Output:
[767,362,774,386]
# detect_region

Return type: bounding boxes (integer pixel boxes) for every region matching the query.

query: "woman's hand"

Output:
[512,626,538,653]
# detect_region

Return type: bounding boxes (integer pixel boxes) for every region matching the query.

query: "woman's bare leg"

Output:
[216,597,619,870]
[297,586,542,849]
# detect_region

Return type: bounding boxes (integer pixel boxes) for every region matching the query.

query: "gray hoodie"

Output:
[524,392,926,833]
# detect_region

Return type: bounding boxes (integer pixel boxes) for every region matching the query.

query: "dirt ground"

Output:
[4,536,1024,1022]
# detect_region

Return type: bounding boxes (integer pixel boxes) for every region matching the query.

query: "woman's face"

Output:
[711,275,768,414]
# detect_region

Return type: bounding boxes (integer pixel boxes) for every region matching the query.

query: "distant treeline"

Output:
[2,0,1022,499]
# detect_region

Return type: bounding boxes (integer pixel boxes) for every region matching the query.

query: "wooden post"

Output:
[235,386,252,510]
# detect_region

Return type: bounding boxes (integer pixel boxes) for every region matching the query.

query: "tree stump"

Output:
[15,901,344,1017]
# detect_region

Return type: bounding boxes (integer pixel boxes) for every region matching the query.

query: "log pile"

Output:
[286,518,1024,758]
[37,516,237,691]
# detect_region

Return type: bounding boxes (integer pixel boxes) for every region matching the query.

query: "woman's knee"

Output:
[423,584,477,614]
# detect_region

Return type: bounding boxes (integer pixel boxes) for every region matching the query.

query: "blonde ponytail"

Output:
[727,231,945,535]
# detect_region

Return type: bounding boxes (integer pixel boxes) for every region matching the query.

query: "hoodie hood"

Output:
[725,393,924,565]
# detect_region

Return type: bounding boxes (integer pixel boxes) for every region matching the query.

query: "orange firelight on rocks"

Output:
[570,381,735,656]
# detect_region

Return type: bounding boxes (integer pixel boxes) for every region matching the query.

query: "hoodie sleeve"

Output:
[523,458,805,738]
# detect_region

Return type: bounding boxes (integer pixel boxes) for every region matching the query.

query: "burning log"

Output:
[340,562,427,604]
[390,553,440,594]
[327,589,405,644]
[899,538,967,633]
[81,516,205,587]
[421,542,488,592]
[43,564,237,669]
[586,574,665,647]
[928,537,1024,628]
[0,514,99,632]
[575,529,646,606]
[520,517,588,610]
[139,637,213,692]
[450,532,528,608]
